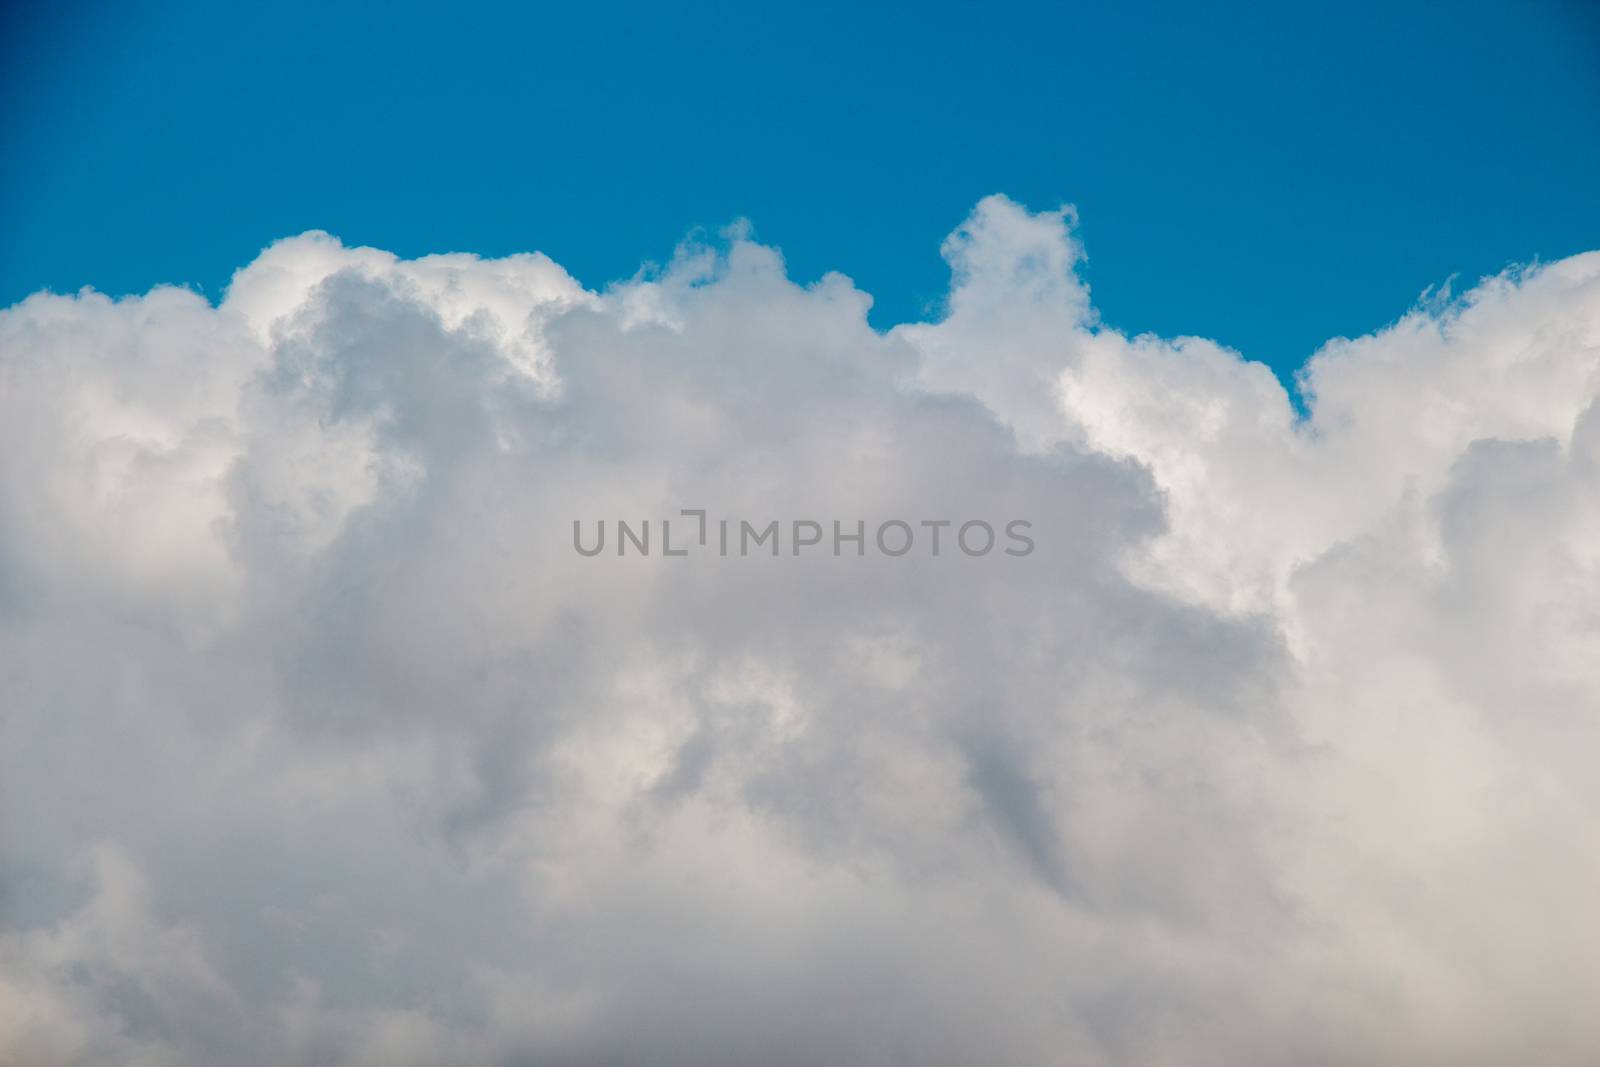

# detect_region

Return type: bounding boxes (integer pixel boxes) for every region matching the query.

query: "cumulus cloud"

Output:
[1,195,1598,1065]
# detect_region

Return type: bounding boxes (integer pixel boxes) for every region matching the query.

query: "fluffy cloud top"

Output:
[2,196,1599,1065]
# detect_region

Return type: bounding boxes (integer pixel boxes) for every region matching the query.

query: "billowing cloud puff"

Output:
[2,196,1599,1065]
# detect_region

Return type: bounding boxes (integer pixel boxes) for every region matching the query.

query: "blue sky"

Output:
[3,0,1597,381]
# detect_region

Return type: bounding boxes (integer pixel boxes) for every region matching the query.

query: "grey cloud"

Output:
[1,199,1598,1065]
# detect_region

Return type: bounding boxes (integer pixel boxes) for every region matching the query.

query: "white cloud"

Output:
[2,196,1598,1064]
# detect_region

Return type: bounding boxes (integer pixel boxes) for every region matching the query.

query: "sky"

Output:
[4,0,1599,380]
[6,5,1600,1066]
